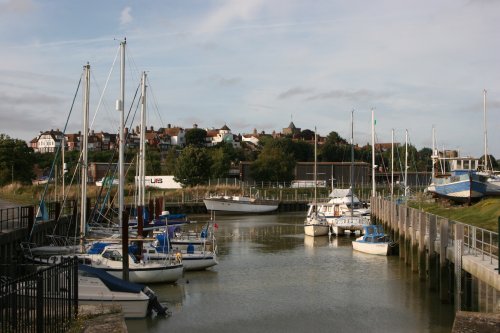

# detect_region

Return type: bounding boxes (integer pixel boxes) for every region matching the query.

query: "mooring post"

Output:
[411,209,418,272]
[454,223,464,311]
[428,214,438,291]
[418,211,426,280]
[439,218,450,303]
[402,206,408,261]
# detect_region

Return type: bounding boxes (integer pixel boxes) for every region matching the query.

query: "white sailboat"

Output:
[327,110,370,235]
[477,89,500,196]
[304,127,330,237]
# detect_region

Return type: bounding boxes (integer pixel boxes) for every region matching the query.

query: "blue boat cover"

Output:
[79,264,144,293]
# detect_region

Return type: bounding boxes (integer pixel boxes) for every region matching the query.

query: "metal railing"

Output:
[0,206,32,232]
[0,257,79,333]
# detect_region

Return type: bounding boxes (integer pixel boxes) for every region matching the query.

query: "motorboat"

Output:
[352,225,391,256]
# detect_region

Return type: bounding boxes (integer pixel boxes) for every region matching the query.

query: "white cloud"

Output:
[196,0,265,35]
[120,6,133,25]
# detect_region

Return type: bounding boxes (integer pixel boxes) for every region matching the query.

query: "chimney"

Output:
[193,123,198,129]
[167,124,171,128]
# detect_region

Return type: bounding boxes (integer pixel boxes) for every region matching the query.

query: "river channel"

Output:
[126,212,455,333]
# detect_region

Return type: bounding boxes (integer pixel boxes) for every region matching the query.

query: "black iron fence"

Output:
[0,257,78,333]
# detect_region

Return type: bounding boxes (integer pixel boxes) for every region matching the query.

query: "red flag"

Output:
[214,223,218,229]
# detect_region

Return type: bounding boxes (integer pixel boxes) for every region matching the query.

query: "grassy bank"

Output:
[409,197,500,232]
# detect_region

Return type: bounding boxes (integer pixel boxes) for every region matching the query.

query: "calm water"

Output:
[126,212,455,333]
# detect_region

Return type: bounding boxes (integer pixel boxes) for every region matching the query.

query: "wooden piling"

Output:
[428,214,438,291]
[440,218,450,303]
[419,211,427,280]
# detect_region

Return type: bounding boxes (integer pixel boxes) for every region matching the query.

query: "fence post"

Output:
[73,257,79,318]
[37,271,44,333]
[28,205,35,232]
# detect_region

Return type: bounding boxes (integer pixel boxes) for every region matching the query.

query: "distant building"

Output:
[205,124,241,148]
[33,129,64,153]
[282,121,301,136]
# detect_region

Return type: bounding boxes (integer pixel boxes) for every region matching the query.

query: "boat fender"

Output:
[175,252,182,263]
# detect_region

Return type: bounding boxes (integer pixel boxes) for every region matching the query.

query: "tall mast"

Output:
[117,39,126,232]
[80,63,90,247]
[61,135,65,200]
[350,110,354,216]
[314,126,317,210]
[139,72,147,208]
[483,89,488,171]
[404,129,408,197]
[391,128,394,199]
[371,108,376,197]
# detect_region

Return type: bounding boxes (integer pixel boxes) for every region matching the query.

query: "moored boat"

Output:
[352,225,391,256]
[203,195,279,213]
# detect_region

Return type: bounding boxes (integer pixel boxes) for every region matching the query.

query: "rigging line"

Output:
[145,75,165,128]
[31,73,83,241]
[125,46,143,94]
[59,152,81,239]
[125,81,141,126]
[374,132,391,186]
[89,45,120,131]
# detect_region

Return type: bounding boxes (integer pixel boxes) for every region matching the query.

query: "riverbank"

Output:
[408,196,500,232]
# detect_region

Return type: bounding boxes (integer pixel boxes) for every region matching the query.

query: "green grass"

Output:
[409,197,500,232]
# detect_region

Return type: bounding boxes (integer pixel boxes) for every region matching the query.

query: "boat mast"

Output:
[117,39,126,229]
[117,38,129,281]
[139,71,147,210]
[371,108,376,197]
[62,135,65,200]
[80,63,90,248]
[350,110,354,216]
[314,126,317,213]
[391,128,394,199]
[404,129,408,197]
[483,89,489,171]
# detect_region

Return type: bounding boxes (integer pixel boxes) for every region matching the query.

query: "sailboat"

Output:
[477,89,500,196]
[304,127,330,237]
[322,110,370,235]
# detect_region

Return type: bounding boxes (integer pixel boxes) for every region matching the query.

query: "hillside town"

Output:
[30,122,316,153]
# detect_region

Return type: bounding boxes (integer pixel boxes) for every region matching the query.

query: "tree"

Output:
[264,137,313,162]
[250,146,295,182]
[162,147,178,174]
[298,129,315,141]
[173,146,211,187]
[209,147,231,178]
[185,128,207,147]
[0,134,35,185]
[319,131,350,162]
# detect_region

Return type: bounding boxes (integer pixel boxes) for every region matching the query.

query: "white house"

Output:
[34,130,64,153]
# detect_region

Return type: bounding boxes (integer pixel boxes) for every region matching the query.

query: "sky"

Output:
[1,0,499,158]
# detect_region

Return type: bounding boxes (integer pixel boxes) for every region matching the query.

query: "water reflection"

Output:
[304,235,329,249]
[126,212,455,333]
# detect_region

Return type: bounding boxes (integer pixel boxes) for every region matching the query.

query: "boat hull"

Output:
[78,275,149,318]
[352,240,389,256]
[104,264,184,284]
[431,171,487,202]
[304,224,330,237]
[203,198,278,213]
